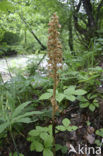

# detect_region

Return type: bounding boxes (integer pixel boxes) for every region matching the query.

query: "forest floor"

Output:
[0,102,103,156]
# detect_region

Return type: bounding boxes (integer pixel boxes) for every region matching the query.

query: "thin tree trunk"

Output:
[24,29,27,46]
[68,14,74,53]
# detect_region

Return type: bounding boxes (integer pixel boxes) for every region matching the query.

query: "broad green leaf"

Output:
[47,89,53,93]
[9,153,12,156]
[36,126,48,132]
[67,126,78,131]
[89,94,97,99]
[89,104,95,112]
[47,89,58,94]
[40,133,49,141]
[93,102,99,107]
[44,136,53,148]
[29,130,39,136]
[39,93,52,100]
[43,149,53,156]
[64,86,76,95]
[56,144,62,151]
[55,144,67,153]
[74,89,87,95]
[9,152,24,156]
[56,125,66,131]
[56,93,65,103]
[12,111,42,122]
[0,117,5,122]
[30,141,43,152]
[62,118,71,127]
[15,117,31,123]
[6,92,15,111]
[0,122,9,133]
[70,126,78,131]
[96,129,103,137]
[34,141,44,152]
[93,99,98,103]
[65,95,76,102]
[48,125,52,135]
[95,139,101,146]
[12,101,31,118]
[77,96,88,102]
[80,102,89,108]
[61,146,68,154]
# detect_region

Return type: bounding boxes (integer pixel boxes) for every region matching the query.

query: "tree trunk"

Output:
[68,13,74,53]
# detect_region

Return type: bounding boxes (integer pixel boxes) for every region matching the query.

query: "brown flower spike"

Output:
[48,13,62,156]
[48,13,62,113]
[48,13,62,85]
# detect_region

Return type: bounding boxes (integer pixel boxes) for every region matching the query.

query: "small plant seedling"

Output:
[56,118,78,132]
[9,152,24,156]
[78,93,99,112]
[28,118,78,156]
[95,128,103,146]
[28,125,54,156]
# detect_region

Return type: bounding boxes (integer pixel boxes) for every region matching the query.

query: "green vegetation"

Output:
[0,0,103,156]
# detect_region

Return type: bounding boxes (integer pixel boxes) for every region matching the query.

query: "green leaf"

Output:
[40,133,49,141]
[70,126,78,131]
[64,86,76,95]
[80,102,89,108]
[62,118,71,127]
[36,126,48,132]
[48,125,52,135]
[65,95,76,102]
[39,93,52,100]
[30,141,43,152]
[56,93,65,103]
[55,144,67,153]
[56,125,66,131]
[74,89,87,95]
[47,89,58,94]
[77,96,88,102]
[15,117,31,123]
[95,139,101,146]
[43,149,53,156]
[47,89,53,93]
[89,94,97,99]
[56,144,62,151]
[9,153,12,156]
[29,130,39,136]
[61,146,68,154]
[44,136,53,148]
[12,101,31,118]
[87,93,92,99]
[93,101,99,107]
[96,129,103,137]
[12,111,42,123]
[9,152,24,156]
[6,92,15,111]
[67,126,78,131]
[0,122,9,133]
[89,104,95,112]
[0,117,5,122]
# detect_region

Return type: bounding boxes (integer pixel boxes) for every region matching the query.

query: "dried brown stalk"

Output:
[48,13,62,156]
